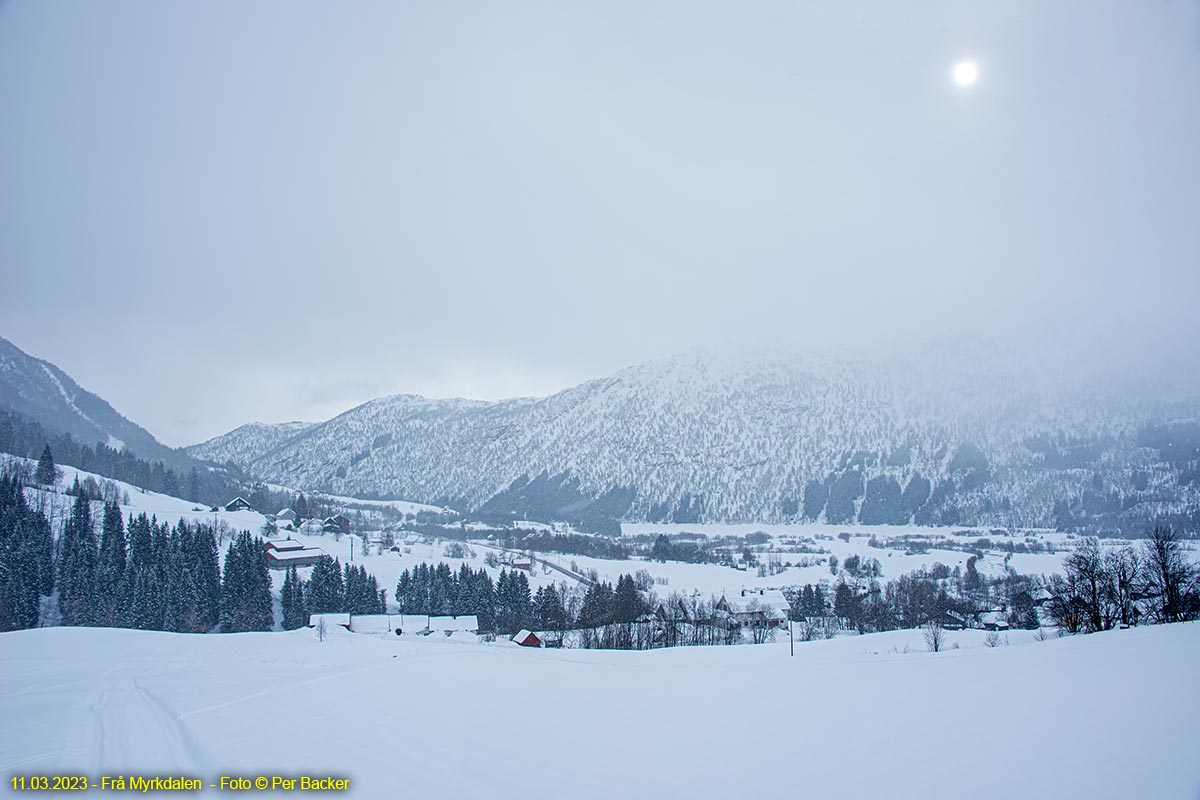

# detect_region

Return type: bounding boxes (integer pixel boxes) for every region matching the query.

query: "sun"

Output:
[952,60,979,88]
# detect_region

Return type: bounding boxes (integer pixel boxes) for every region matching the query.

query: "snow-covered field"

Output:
[1,623,1197,799]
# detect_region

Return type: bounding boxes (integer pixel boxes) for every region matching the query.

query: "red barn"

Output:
[511,629,541,647]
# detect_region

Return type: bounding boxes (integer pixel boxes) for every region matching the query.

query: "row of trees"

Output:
[782,526,1198,639]
[1045,527,1200,633]
[781,555,1041,636]
[0,472,282,633]
[0,418,237,507]
[0,475,54,629]
[392,563,652,638]
[280,556,386,630]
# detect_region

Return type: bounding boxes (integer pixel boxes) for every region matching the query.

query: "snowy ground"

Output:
[1,623,1197,799]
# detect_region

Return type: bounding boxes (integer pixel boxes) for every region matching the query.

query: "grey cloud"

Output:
[0,0,1197,445]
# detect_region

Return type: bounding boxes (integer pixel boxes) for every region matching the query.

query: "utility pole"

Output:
[789,616,794,657]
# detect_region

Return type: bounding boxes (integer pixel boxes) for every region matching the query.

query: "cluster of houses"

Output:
[366,531,423,554]
[937,587,1054,631]
[636,589,790,634]
[216,497,352,537]
[273,507,352,536]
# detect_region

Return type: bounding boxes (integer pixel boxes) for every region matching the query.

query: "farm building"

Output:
[512,630,541,647]
[322,515,351,535]
[941,610,968,630]
[735,589,789,628]
[276,508,297,525]
[265,546,327,570]
[299,518,326,536]
[980,611,1011,631]
[343,614,401,634]
[263,538,307,553]
[510,558,534,573]
[224,497,254,512]
[308,613,351,630]
[322,614,480,637]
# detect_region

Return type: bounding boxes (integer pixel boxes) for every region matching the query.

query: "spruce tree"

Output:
[282,566,307,630]
[305,556,344,614]
[187,468,201,504]
[35,445,56,486]
[0,476,52,629]
[190,525,221,631]
[613,574,645,623]
[58,491,98,626]
[534,584,567,631]
[119,514,153,628]
[96,501,126,626]
[220,532,273,632]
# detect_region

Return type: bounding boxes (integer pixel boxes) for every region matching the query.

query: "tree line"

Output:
[0,472,283,633]
[1044,527,1199,633]
[391,562,653,641]
[280,556,385,631]
[0,414,239,508]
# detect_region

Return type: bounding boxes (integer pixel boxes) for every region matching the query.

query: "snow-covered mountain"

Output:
[187,346,1200,532]
[0,335,179,463]
[189,421,315,465]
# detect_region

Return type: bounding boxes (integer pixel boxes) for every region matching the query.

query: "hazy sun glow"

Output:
[953,60,979,87]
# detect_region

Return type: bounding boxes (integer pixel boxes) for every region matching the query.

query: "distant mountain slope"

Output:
[188,421,314,465]
[0,335,180,464]
[186,346,1200,533]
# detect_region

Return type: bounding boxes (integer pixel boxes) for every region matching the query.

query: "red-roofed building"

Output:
[511,630,541,647]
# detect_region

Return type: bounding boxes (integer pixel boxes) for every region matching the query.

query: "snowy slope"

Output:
[0,335,179,463]
[4,454,266,536]
[186,345,1200,530]
[187,421,314,465]
[1,622,1197,799]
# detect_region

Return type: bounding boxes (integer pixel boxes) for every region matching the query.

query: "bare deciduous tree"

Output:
[1142,526,1200,624]
[923,620,946,652]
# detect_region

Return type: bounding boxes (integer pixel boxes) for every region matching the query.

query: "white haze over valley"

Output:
[1,1,1198,798]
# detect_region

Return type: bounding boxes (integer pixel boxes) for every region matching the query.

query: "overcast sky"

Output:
[2,1,1198,446]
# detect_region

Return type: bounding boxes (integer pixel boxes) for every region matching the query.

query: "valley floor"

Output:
[1,623,1197,799]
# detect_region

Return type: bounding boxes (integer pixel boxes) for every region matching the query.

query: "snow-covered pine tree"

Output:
[220,532,273,632]
[190,525,221,631]
[58,489,98,626]
[35,445,56,487]
[187,468,201,504]
[281,566,307,630]
[470,569,496,633]
[613,574,644,623]
[0,475,53,629]
[305,556,344,614]
[96,501,126,626]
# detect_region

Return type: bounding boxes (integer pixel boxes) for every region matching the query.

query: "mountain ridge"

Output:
[183,345,1200,533]
[0,335,183,466]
